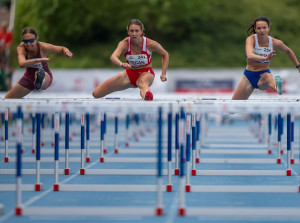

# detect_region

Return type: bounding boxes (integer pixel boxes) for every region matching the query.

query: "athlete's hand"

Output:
[120,63,132,69]
[265,51,276,62]
[160,74,167,82]
[63,48,73,58]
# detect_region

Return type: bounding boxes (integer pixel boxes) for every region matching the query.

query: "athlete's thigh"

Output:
[232,75,254,100]
[136,72,154,87]
[5,83,32,99]
[92,71,133,98]
[257,72,273,90]
[106,71,134,90]
[41,72,51,90]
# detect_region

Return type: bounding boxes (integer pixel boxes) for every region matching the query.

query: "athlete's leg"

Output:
[257,72,282,94]
[34,69,45,90]
[5,83,32,99]
[257,72,276,90]
[136,72,154,99]
[40,72,51,90]
[92,71,133,98]
[232,75,254,100]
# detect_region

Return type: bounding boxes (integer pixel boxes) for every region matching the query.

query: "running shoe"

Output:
[34,68,45,90]
[144,90,153,101]
[275,75,283,95]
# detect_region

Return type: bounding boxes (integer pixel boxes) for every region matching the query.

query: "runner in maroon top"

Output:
[92,19,169,101]
[5,27,72,99]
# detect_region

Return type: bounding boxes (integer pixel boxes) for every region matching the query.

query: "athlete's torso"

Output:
[123,36,152,68]
[253,34,273,63]
[25,41,49,71]
[246,34,273,71]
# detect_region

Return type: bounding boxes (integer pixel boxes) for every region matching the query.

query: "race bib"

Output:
[126,54,148,67]
[30,62,43,69]
[254,47,272,57]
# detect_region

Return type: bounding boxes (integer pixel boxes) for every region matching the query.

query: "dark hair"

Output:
[22,27,38,38]
[247,16,271,36]
[127,19,145,35]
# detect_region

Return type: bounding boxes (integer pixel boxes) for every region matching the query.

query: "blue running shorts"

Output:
[243,69,271,88]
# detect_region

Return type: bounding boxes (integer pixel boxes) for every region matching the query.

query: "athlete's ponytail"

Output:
[246,16,271,36]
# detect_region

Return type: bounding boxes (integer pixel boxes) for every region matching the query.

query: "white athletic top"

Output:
[254,34,273,63]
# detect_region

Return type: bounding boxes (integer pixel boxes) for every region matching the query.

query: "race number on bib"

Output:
[126,54,148,67]
[254,47,272,57]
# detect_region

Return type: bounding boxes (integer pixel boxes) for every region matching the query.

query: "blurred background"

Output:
[1,0,300,95]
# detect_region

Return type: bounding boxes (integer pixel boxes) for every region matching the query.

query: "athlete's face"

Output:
[22,33,37,50]
[254,21,270,37]
[128,24,143,39]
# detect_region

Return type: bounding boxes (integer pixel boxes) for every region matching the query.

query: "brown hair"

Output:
[247,16,271,36]
[22,27,38,38]
[127,19,145,35]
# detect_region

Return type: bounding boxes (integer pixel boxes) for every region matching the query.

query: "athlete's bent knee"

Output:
[92,91,98,98]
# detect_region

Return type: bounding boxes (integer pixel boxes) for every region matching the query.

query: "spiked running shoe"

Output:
[34,68,45,90]
[144,90,153,101]
[275,75,283,95]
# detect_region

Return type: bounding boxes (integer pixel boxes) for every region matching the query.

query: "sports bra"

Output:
[253,34,273,63]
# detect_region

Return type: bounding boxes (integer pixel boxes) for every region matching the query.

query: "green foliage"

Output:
[12,0,300,68]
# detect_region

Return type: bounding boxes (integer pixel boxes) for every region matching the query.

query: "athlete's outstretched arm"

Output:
[148,40,169,82]
[17,44,49,68]
[44,43,73,58]
[275,39,300,72]
[110,39,132,69]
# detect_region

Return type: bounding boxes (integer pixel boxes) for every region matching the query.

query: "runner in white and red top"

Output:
[92,19,169,101]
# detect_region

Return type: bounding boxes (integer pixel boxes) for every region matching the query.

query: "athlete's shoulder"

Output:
[270,36,281,43]
[116,37,129,53]
[246,35,255,44]
[16,42,26,53]
[118,37,129,47]
[246,34,255,40]
[119,37,129,44]
[145,37,154,43]
[38,41,51,48]
[146,37,159,47]
[271,37,284,49]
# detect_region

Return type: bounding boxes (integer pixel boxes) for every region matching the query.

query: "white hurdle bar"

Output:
[1,98,300,217]
[10,103,168,217]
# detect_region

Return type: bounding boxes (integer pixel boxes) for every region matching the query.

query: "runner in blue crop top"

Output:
[232,16,300,100]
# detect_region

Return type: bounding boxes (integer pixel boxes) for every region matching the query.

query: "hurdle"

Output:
[2,97,300,219]
[0,112,4,141]
[9,101,168,217]
[4,108,8,162]
[191,113,197,175]
[35,113,42,190]
[178,106,186,216]
[15,106,22,215]
[179,99,300,217]
[31,113,36,153]
[166,104,173,192]
[113,113,119,153]
[174,110,179,175]
[185,113,192,192]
